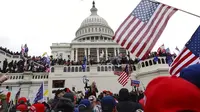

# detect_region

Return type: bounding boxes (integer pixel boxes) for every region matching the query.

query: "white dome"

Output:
[74,1,114,41]
[80,15,109,28]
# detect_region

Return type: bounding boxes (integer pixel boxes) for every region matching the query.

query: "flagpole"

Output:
[150,0,200,18]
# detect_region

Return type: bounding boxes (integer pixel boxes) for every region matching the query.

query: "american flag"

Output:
[112,0,177,60]
[169,26,200,76]
[118,65,130,86]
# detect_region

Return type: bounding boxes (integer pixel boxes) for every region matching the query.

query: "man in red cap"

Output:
[144,76,200,112]
[31,102,45,112]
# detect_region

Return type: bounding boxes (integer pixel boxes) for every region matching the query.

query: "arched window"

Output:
[51,67,54,72]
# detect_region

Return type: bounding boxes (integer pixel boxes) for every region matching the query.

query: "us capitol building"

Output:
[0,1,170,102]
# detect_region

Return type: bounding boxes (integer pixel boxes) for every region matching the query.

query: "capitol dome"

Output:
[74,1,114,41]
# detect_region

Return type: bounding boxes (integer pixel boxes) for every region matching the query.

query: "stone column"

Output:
[97,48,99,62]
[84,48,87,57]
[117,48,120,55]
[75,48,78,62]
[114,48,116,56]
[105,48,108,60]
[88,48,90,60]
[126,50,128,55]
[71,49,74,61]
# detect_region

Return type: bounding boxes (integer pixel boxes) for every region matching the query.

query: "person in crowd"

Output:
[31,102,45,112]
[101,96,117,112]
[16,99,28,112]
[144,76,200,111]
[78,99,93,112]
[117,88,142,112]
[89,95,102,112]
[3,58,8,73]
[51,89,66,109]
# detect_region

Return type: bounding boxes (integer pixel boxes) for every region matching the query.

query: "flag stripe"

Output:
[128,5,165,54]
[112,15,132,40]
[115,4,163,53]
[171,47,188,67]
[118,71,130,86]
[169,48,198,76]
[138,7,177,59]
[134,6,175,59]
[116,18,137,43]
[114,15,133,41]
[169,26,200,76]
[113,2,176,60]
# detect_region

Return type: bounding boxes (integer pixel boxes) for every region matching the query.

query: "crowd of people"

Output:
[2,81,144,112]
[0,58,49,73]
[1,62,200,112]
[0,45,177,73]
[0,47,20,55]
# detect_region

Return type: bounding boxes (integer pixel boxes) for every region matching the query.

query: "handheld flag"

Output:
[175,46,180,52]
[43,90,49,97]
[118,65,130,86]
[131,80,140,87]
[82,56,87,71]
[34,83,44,103]
[169,26,200,76]
[15,88,21,104]
[112,0,177,60]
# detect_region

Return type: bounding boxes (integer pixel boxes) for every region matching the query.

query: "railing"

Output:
[1,72,49,81]
[50,56,173,73]
[0,49,20,59]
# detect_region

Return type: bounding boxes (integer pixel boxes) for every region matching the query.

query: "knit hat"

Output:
[118,88,130,101]
[79,99,91,108]
[180,64,200,88]
[63,93,75,102]
[144,76,200,112]
[101,96,116,112]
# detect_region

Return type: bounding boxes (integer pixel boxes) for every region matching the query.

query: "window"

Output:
[52,80,65,88]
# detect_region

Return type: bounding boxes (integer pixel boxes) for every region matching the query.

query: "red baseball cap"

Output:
[144,76,200,112]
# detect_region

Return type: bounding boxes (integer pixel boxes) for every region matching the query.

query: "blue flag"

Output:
[153,56,158,62]
[82,56,87,71]
[34,82,44,103]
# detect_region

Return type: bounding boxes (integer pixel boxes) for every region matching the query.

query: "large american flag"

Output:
[112,0,177,60]
[169,26,200,76]
[118,65,130,86]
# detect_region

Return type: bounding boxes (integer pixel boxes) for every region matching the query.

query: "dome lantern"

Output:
[74,1,114,41]
[90,1,98,16]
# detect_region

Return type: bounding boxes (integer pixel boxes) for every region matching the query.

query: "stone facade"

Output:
[0,1,171,102]
[1,56,170,100]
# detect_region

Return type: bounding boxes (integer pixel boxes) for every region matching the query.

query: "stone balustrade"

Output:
[0,72,49,85]
[50,56,173,73]
[0,49,21,59]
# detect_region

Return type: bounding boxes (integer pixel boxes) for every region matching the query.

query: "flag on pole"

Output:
[43,90,49,97]
[34,82,44,103]
[112,0,177,60]
[82,56,87,71]
[131,80,140,87]
[175,46,180,52]
[118,65,130,86]
[169,26,200,76]
[15,88,21,104]
[157,44,166,54]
